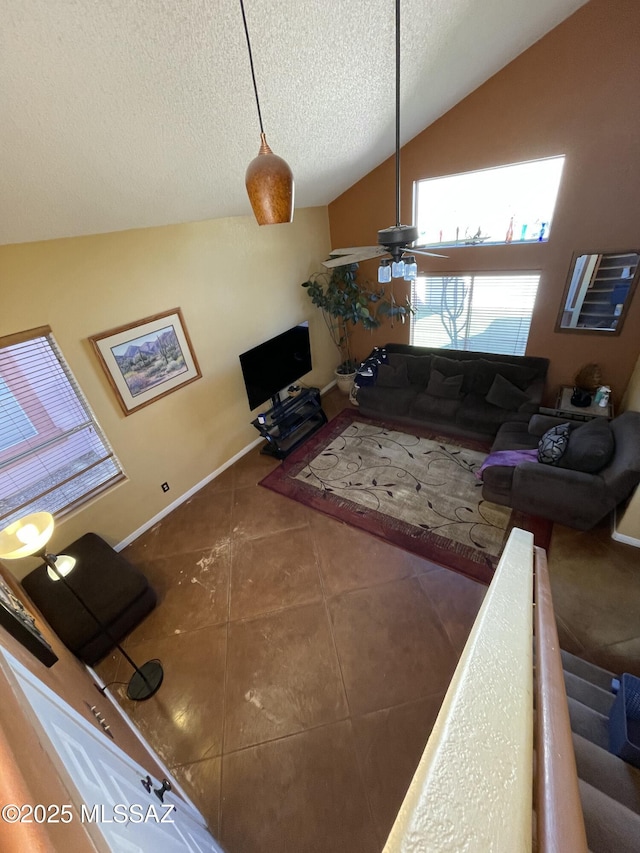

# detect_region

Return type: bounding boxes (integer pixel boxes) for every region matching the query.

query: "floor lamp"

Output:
[0,512,163,701]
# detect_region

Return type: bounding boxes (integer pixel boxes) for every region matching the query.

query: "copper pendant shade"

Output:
[245,132,294,225]
[240,0,294,226]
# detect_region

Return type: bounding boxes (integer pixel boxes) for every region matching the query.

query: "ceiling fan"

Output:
[323,0,446,282]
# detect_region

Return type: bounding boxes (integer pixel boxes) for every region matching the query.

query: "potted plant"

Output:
[302,264,413,394]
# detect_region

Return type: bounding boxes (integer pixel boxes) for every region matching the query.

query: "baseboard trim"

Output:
[611,508,640,548]
[115,380,337,552]
[114,436,263,551]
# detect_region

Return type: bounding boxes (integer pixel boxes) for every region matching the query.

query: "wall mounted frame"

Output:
[89,308,201,416]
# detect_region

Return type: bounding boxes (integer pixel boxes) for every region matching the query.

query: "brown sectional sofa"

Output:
[356,343,549,442]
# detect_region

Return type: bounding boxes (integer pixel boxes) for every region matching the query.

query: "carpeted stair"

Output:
[561,650,640,852]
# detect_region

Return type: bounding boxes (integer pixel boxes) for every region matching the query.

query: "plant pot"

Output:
[335,369,356,395]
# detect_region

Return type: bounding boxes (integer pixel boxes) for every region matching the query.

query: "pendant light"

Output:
[239,0,294,225]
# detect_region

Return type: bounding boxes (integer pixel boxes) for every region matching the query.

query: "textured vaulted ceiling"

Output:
[1,0,587,246]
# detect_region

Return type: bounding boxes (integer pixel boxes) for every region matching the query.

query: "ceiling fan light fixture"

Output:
[391,259,405,278]
[240,0,294,226]
[378,259,392,283]
[403,256,417,281]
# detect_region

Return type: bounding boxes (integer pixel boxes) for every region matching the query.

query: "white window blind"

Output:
[0,327,125,526]
[410,273,541,356]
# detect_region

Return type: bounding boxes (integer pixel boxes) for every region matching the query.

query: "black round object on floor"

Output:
[127,659,164,701]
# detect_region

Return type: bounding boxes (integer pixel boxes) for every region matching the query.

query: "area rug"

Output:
[259,409,552,585]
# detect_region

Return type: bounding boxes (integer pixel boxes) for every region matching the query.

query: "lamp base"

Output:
[127,660,164,701]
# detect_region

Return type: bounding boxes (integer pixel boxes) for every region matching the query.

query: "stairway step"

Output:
[561,649,616,692]
[564,670,616,717]
[579,779,640,853]
[573,732,640,817]
[568,696,609,750]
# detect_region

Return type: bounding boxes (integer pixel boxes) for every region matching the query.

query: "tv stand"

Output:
[252,388,327,459]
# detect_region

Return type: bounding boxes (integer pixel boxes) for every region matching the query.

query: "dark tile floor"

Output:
[96,388,640,852]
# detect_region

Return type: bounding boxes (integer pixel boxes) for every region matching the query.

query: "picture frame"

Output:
[89,308,202,416]
[0,575,58,667]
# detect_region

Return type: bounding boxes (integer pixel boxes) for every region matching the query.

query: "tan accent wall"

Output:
[329,0,640,406]
[0,207,333,573]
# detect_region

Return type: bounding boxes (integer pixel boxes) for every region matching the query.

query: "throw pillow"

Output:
[474,359,538,395]
[432,355,465,377]
[432,356,477,392]
[404,355,432,386]
[538,423,571,465]
[559,418,615,473]
[376,361,410,388]
[486,373,531,410]
[426,368,463,399]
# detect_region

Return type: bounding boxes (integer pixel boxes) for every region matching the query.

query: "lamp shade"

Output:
[0,512,55,559]
[47,554,76,582]
[245,134,294,226]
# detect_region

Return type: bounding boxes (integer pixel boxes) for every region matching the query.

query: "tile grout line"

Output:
[414,573,465,664]
[307,516,381,844]
[216,468,239,842]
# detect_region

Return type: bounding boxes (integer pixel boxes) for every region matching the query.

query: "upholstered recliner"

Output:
[481,411,640,530]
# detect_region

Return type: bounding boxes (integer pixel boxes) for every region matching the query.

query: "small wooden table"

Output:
[539,385,613,421]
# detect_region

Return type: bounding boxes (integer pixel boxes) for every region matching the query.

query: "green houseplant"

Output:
[301,264,413,393]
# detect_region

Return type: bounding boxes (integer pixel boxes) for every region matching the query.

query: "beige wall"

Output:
[621,353,640,413]
[1,207,333,573]
[329,0,640,407]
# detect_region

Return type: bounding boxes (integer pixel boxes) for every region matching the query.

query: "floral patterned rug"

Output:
[260,409,551,585]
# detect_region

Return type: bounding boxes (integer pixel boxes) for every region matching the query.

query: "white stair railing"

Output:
[384,527,535,853]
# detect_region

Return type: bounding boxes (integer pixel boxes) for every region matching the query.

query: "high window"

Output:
[414,156,565,248]
[0,327,125,527]
[410,273,541,356]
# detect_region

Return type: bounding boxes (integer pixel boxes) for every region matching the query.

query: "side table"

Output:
[539,385,613,422]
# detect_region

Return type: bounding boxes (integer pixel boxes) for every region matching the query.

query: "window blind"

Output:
[0,328,125,526]
[410,273,541,356]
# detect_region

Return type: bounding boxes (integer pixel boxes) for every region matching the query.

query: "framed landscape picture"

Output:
[0,575,58,667]
[89,308,202,415]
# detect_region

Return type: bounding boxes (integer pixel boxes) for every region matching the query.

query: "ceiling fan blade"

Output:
[322,246,388,267]
[326,246,380,255]
[411,249,448,258]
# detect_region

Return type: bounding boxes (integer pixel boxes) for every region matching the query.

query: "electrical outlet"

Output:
[161,482,170,493]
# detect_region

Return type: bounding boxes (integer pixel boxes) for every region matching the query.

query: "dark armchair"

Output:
[482,411,640,530]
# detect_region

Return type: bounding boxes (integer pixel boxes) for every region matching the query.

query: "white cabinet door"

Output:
[0,649,224,852]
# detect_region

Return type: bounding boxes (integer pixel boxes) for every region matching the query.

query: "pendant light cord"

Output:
[395,0,401,227]
[239,0,265,134]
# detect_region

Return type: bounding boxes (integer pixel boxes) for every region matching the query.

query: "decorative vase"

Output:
[335,369,356,395]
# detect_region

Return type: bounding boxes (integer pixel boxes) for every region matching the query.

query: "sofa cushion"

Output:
[492,421,539,452]
[389,354,432,386]
[376,361,410,388]
[456,394,530,434]
[474,358,538,395]
[357,386,417,417]
[538,422,571,465]
[560,418,615,473]
[411,392,461,421]
[486,374,531,410]
[427,368,464,399]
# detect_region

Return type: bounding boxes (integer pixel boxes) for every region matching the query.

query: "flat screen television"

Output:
[239,321,312,410]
